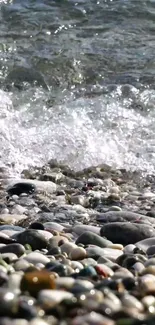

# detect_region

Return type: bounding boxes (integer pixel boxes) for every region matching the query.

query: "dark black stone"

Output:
[46,262,67,276]
[100,222,155,245]
[76,231,111,248]
[0,243,25,257]
[7,182,36,196]
[17,300,37,320]
[47,247,61,256]
[122,277,137,291]
[0,233,16,245]
[29,222,44,230]
[14,229,48,250]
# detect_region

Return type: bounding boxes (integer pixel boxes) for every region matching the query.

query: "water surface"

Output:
[0,0,155,175]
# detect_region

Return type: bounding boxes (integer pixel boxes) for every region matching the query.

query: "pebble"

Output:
[136,237,155,252]
[100,222,155,245]
[69,247,87,260]
[38,289,73,306]
[108,243,124,250]
[2,162,155,324]
[76,231,112,248]
[0,233,17,244]
[20,270,56,297]
[8,273,22,294]
[55,277,75,289]
[72,225,101,235]
[97,210,155,225]
[24,252,50,265]
[0,214,27,225]
[61,242,77,255]
[86,246,123,260]
[71,312,115,325]
[7,182,36,196]
[121,293,144,311]
[0,243,25,257]
[13,229,48,250]
[48,235,69,248]
[11,205,27,215]
[1,252,17,263]
[145,258,155,267]
[14,259,31,271]
[95,264,114,277]
[7,179,57,194]
[43,222,64,232]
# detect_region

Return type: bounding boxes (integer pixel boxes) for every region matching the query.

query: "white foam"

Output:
[0,87,155,175]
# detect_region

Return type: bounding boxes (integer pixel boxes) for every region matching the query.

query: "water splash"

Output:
[0,85,155,176]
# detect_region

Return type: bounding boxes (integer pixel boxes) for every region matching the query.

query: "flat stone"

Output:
[86,246,123,260]
[100,222,155,245]
[38,289,73,305]
[95,264,114,277]
[145,258,155,267]
[43,222,64,232]
[69,247,87,260]
[76,231,112,248]
[14,259,31,271]
[0,243,25,257]
[8,273,22,294]
[11,205,27,215]
[147,245,155,256]
[121,293,143,311]
[72,225,101,235]
[0,214,27,225]
[6,179,57,195]
[136,237,155,252]
[97,211,155,225]
[71,312,114,325]
[30,319,50,325]
[37,230,53,241]
[61,242,77,255]
[55,277,75,289]
[13,229,48,250]
[0,233,16,244]
[24,252,50,265]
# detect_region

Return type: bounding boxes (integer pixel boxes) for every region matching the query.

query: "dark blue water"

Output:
[0,0,155,175]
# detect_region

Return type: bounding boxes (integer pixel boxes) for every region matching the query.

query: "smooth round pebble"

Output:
[69,247,87,260]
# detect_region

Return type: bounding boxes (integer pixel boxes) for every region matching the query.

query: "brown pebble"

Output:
[20,270,56,297]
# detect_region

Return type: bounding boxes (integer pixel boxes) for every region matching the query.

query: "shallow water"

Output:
[1,0,155,175]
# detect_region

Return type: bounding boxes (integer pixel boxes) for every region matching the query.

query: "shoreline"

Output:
[0,160,155,323]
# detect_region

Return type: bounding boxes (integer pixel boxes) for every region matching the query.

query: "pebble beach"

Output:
[0,160,155,324]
